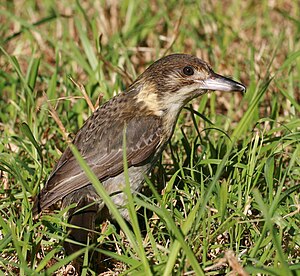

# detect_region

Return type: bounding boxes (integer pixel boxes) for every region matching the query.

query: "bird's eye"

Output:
[183,66,194,76]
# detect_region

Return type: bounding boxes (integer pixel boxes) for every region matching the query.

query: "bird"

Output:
[33,53,246,254]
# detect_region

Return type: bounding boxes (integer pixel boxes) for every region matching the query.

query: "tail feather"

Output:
[64,206,98,255]
[62,186,100,255]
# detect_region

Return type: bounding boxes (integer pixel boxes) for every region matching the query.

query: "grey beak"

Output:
[201,72,246,93]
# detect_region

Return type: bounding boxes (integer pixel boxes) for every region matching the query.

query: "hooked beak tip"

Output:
[201,72,246,93]
[232,82,246,93]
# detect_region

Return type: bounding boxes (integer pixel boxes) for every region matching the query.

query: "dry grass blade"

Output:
[97,53,133,85]
[43,92,71,144]
[204,250,249,276]
[226,250,249,276]
[162,9,184,57]
[69,76,95,112]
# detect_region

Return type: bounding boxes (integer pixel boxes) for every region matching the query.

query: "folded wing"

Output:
[33,107,162,214]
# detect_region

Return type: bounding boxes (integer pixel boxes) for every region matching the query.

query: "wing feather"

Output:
[34,106,163,213]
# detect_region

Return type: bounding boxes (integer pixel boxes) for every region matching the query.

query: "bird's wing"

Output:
[34,112,162,212]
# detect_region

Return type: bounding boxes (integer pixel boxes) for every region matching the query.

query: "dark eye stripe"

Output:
[183,66,194,76]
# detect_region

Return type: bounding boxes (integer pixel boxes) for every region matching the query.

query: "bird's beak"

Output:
[200,72,246,93]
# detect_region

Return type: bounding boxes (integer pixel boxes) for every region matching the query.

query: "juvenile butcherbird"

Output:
[33,54,245,254]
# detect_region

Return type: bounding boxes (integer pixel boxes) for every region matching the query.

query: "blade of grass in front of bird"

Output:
[68,144,142,267]
[122,125,152,275]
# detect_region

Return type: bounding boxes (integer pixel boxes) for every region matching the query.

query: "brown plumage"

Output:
[33,54,245,254]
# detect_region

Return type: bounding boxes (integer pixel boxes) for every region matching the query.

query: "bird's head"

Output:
[133,53,245,116]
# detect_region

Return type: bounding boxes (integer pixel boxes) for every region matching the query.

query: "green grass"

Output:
[0,0,299,275]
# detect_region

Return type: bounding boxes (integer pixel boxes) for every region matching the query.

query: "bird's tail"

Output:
[63,188,99,255]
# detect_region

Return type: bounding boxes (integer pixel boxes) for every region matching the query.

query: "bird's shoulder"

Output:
[72,91,163,158]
